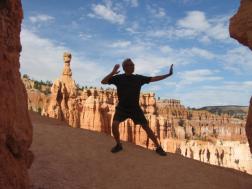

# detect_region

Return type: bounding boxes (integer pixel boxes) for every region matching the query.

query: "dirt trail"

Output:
[29,112,252,189]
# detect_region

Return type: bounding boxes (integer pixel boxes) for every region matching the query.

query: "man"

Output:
[101,58,173,156]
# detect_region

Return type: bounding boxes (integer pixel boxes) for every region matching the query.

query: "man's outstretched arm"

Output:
[150,64,173,82]
[101,64,120,84]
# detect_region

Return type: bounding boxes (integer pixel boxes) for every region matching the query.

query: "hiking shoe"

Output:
[156,146,167,156]
[111,144,123,153]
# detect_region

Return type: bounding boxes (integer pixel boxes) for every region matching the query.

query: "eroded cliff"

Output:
[0,0,33,188]
[229,0,252,153]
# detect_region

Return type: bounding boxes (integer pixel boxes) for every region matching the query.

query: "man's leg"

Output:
[131,108,166,155]
[141,123,159,147]
[111,120,123,153]
[111,107,129,153]
[141,123,166,156]
[112,120,121,144]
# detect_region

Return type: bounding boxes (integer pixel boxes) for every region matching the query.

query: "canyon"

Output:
[23,51,252,174]
[1,0,252,188]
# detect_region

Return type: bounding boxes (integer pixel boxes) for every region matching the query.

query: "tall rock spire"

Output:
[43,52,78,127]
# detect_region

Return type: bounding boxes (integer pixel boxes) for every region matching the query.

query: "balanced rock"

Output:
[43,52,78,126]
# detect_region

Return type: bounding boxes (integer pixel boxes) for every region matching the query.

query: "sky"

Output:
[20,0,252,108]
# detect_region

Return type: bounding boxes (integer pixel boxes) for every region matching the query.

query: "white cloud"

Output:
[182,0,198,4]
[174,28,198,38]
[179,69,220,79]
[178,89,250,108]
[130,0,139,7]
[159,80,252,108]
[146,29,172,38]
[146,84,162,92]
[199,36,211,43]
[147,11,230,42]
[179,81,252,107]
[104,41,175,75]
[166,47,215,65]
[20,28,106,86]
[29,14,55,23]
[207,23,229,40]
[146,27,199,39]
[177,69,222,86]
[90,3,125,24]
[79,32,92,40]
[133,55,174,76]
[177,11,210,31]
[186,47,215,59]
[109,40,132,48]
[157,47,215,63]
[163,81,178,88]
[104,41,216,75]
[122,0,139,8]
[221,47,252,74]
[126,22,140,34]
[147,5,166,18]
[160,46,173,54]
[204,81,252,92]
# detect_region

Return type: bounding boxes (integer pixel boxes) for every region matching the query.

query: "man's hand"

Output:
[112,64,120,75]
[169,64,173,75]
[150,64,174,82]
[101,64,120,84]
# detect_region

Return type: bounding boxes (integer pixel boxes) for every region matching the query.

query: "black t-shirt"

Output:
[108,74,151,108]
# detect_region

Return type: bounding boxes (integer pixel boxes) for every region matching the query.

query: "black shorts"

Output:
[113,106,148,126]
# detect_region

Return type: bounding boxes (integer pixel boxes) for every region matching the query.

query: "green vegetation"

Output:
[23,74,29,79]
[23,75,52,95]
[34,81,42,90]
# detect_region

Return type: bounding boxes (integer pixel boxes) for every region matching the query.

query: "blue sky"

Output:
[20,0,252,108]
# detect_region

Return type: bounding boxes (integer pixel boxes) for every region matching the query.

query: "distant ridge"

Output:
[198,105,248,118]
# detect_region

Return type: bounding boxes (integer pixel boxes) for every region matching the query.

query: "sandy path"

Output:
[29,112,252,189]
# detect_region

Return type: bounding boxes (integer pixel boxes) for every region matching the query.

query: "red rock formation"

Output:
[29,79,247,147]
[229,0,252,50]
[164,139,252,174]
[43,52,79,126]
[0,0,33,188]
[230,0,252,153]
[25,76,249,171]
[157,100,246,142]
[246,98,252,153]
[27,90,50,112]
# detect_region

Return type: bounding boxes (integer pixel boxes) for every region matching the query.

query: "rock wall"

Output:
[164,139,252,174]
[0,0,33,188]
[229,0,252,50]
[157,100,247,142]
[229,0,252,153]
[42,52,78,126]
[25,61,250,173]
[36,80,247,149]
[26,89,50,113]
[246,98,252,153]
